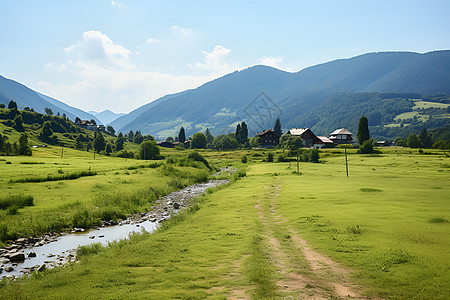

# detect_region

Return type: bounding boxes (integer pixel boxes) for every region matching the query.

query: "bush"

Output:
[187,151,210,169]
[241,154,248,163]
[276,153,288,162]
[357,139,375,154]
[139,140,161,160]
[266,152,274,162]
[308,149,320,163]
[0,194,34,210]
[116,150,136,158]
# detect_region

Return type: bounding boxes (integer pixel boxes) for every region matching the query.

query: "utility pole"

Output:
[345,148,349,177]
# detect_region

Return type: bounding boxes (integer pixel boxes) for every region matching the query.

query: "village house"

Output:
[75,118,97,131]
[287,128,323,148]
[315,136,334,149]
[157,141,173,148]
[256,129,280,148]
[329,128,353,144]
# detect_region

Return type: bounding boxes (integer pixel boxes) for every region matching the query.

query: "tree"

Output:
[357,139,375,154]
[178,127,186,143]
[18,133,32,156]
[134,132,144,144]
[13,115,24,132]
[106,125,116,136]
[235,123,241,143]
[56,112,61,117]
[115,133,125,151]
[40,121,53,140]
[239,122,248,144]
[407,133,423,148]
[127,130,134,142]
[419,128,432,148]
[62,113,67,119]
[274,117,282,136]
[191,132,207,149]
[8,100,17,110]
[205,128,214,144]
[139,140,160,160]
[166,136,174,143]
[75,117,81,124]
[44,107,53,115]
[0,103,5,108]
[23,107,31,111]
[357,116,370,145]
[105,143,112,156]
[93,131,106,153]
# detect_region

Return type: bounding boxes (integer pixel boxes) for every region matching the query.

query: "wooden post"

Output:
[94,151,95,160]
[297,152,299,174]
[61,147,63,159]
[125,150,127,162]
[345,148,348,177]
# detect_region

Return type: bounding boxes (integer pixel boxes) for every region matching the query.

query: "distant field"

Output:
[413,100,449,110]
[393,111,428,121]
[2,148,448,299]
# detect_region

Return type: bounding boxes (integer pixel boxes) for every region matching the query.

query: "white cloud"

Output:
[64,30,132,69]
[146,38,162,44]
[259,56,284,68]
[40,30,215,113]
[111,1,122,7]
[170,25,194,38]
[192,45,239,75]
[38,68,210,113]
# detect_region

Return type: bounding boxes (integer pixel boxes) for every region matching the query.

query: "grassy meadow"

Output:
[0,146,211,241]
[0,146,449,299]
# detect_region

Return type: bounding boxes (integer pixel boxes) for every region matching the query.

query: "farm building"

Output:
[315,136,334,149]
[287,128,323,148]
[329,128,353,144]
[256,129,280,148]
[157,141,173,148]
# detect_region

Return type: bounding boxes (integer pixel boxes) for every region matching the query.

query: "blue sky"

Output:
[0,0,449,113]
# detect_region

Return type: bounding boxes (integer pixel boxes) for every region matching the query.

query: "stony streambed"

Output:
[0,178,229,279]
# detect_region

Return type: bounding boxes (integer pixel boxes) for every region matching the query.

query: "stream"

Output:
[0,178,230,279]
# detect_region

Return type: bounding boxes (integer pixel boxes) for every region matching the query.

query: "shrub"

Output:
[241,154,248,163]
[276,153,288,162]
[357,139,375,154]
[77,243,103,257]
[187,151,210,169]
[308,149,320,163]
[266,152,274,162]
[0,194,34,210]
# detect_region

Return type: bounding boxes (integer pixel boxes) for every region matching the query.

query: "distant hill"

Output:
[0,75,100,124]
[90,110,126,125]
[112,50,450,139]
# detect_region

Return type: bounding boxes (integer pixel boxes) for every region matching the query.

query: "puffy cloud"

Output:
[170,25,194,38]
[64,30,132,69]
[38,67,210,113]
[259,56,283,68]
[146,38,162,44]
[111,1,122,7]
[192,45,239,75]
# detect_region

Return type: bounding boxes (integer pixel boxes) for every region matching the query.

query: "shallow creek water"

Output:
[1,179,229,279]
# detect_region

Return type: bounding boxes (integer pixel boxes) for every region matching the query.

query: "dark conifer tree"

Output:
[205,128,214,144]
[274,117,282,136]
[178,127,186,143]
[357,116,370,145]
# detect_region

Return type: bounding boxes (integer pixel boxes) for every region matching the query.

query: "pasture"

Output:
[0,147,449,299]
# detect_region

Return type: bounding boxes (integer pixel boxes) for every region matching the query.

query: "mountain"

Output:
[37,92,101,124]
[90,110,126,125]
[0,75,100,124]
[112,50,450,139]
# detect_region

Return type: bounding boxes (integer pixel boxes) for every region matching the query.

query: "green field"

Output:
[0,147,448,299]
[0,146,211,240]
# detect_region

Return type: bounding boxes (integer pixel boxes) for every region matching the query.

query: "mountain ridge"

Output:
[112,50,450,138]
